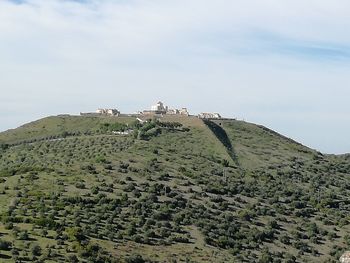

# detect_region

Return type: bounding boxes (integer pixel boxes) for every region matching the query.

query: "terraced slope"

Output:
[0,115,349,262]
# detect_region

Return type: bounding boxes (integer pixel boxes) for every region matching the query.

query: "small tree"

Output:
[31,244,42,257]
[11,248,19,261]
[18,230,29,240]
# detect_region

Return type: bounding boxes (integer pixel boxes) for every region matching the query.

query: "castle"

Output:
[80,101,222,119]
[142,101,189,116]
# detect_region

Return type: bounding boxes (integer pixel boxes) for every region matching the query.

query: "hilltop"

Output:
[0,114,350,262]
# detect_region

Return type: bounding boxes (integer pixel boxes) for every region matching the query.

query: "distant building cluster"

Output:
[142,101,189,116]
[198,112,222,119]
[79,101,224,120]
[80,108,120,117]
[96,108,120,116]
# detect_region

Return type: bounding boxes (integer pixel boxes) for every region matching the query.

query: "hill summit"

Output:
[0,114,349,262]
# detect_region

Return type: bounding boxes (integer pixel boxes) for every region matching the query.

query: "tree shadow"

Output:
[0,254,12,260]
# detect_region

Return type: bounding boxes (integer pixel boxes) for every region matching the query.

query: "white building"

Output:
[96,108,120,116]
[150,101,168,112]
[179,108,189,116]
[198,112,222,119]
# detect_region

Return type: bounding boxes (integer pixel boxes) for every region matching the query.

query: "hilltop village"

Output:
[81,101,223,120]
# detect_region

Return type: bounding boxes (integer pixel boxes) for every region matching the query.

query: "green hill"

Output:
[0,115,349,262]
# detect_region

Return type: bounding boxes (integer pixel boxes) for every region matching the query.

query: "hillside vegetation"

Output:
[0,115,349,263]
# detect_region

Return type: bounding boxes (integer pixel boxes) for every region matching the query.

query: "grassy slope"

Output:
[0,115,135,145]
[0,115,236,262]
[218,120,350,261]
[0,116,350,262]
[215,120,318,169]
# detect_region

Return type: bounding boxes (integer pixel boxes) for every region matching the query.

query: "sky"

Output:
[0,0,350,154]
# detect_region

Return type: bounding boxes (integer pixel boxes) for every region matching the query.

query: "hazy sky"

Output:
[1,0,350,154]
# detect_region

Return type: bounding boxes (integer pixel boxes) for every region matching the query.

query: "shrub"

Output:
[31,244,42,257]
[0,239,11,250]
[75,182,86,189]
[18,230,29,240]
[67,254,79,263]
[125,254,146,263]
